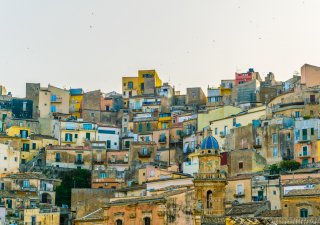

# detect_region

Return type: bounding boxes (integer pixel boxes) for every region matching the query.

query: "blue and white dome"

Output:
[201,133,219,150]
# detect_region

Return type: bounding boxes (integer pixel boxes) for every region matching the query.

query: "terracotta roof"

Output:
[285,189,320,197]
[260,210,282,217]
[281,177,320,186]
[0,190,38,199]
[6,172,47,180]
[226,201,269,216]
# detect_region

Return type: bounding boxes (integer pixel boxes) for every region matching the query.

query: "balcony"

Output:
[93,160,105,165]
[234,192,245,198]
[158,138,167,144]
[194,173,223,180]
[74,160,84,165]
[299,152,310,158]
[51,96,63,103]
[138,150,151,158]
[108,159,127,164]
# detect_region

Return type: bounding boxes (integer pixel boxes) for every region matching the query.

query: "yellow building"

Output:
[198,106,242,132]
[24,208,60,225]
[209,106,266,148]
[158,113,171,129]
[122,70,162,108]
[59,121,97,146]
[70,88,84,118]
[6,126,30,138]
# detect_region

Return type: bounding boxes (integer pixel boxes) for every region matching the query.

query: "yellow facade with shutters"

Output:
[70,94,83,118]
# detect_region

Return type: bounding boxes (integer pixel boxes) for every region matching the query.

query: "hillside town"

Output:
[1,64,320,225]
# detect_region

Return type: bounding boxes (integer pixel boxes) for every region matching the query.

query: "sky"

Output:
[1,0,320,97]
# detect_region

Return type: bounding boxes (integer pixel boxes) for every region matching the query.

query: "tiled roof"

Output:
[6,172,47,180]
[285,189,320,197]
[282,177,320,186]
[0,190,38,199]
[202,217,320,225]
[226,201,269,216]
[77,208,104,221]
[260,210,282,217]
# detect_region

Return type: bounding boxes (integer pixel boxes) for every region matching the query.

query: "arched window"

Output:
[116,219,123,225]
[207,190,213,208]
[144,217,151,225]
[300,208,308,218]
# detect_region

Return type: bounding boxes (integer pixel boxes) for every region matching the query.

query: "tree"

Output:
[279,160,301,171]
[269,164,280,175]
[55,169,91,207]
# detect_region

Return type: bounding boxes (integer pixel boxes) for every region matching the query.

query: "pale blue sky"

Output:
[1,0,320,97]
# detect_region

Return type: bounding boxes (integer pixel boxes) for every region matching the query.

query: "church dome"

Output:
[201,133,219,150]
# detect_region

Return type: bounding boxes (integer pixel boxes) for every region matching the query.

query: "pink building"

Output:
[235,68,260,86]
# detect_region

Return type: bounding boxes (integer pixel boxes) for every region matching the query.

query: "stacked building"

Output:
[0,64,319,224]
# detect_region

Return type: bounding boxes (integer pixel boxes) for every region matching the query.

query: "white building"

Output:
[182,151,199,176]
[97,126,121,150]
[0,143,20,173]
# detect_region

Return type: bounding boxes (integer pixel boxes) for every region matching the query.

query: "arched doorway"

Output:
[144,217,151,225]
[41,193,52,204]
[207,190,213,208]
[116,219,123,225]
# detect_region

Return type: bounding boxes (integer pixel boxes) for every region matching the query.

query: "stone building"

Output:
[74,188,194,225]
[193,129,227,225]
[186,87,207,106]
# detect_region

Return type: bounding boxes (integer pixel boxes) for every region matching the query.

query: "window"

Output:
[273,147,278,157]
[91,112,95,118]
[65,133,73,142]
[141,83,144,91]
[215,128,218,135]
[75,134,78,138]
[99,173,107,179]
[76,154,82,162]
[83,123,93,130]
[239,162,243,169]
[55,153,61,162]
[22,102,27,112]
[300,208,308,218]
[287,133,291,140]
[123,82,126,87]
[86,133,91,140]
[273,190,276,195]
[51,105,56,113]
[23,143,30,151]
[301,129,308,141]
[107,140,111,149]
[23,180,30,188]
[224,126,228,135]
[138,123,143,132]
[128,81,133,89]
[311,128,314,136]
[146,122,151,131]
[236,184,243,195]
[3,157,6,160]
[32,143,36,150]
[295,111,300,118]
[302,146,308,156]
[14,157,17,162]
[272,133,277,144]
[144,217,151,225]
[142,148,148,156]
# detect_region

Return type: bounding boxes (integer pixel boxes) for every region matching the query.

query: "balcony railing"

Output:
[158,138,167,143]
[299,152,310,157]
[138,151,151,158]
[234,192,245,198]
[194,173,223,180]
[51,97,63,103]
[108,159,128,164]
[74,160,84,165]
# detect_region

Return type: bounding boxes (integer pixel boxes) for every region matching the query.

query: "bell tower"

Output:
[193,129,227,225]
